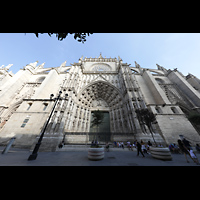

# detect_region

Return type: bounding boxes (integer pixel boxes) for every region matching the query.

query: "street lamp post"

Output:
[28,90,68,161]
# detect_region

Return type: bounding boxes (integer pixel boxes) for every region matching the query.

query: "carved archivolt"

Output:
[78,81,122,108]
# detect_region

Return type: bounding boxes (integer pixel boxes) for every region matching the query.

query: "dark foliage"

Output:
[91,110,104,128]
[188,112,200,125]
[135,108,157,146]
[34,33,93,43]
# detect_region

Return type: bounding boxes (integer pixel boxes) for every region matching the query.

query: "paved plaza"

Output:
[0,146,200,166]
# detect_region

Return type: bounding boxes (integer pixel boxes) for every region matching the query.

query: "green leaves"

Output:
[91,110,104,127]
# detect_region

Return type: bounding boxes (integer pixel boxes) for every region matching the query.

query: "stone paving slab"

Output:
[0,147,199,166]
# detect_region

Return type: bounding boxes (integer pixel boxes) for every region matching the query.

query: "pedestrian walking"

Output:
[105,142,109,152]
[130,143,134,151]
[127,141,131,150]
[113,141,117,148]
[177,139,191,163]
[188,147,200,165]
[136,141,145,157]
[148,141,152,147]
[196,144,200,152]
[141,140,148,154]
[117,142,119,148]
[121,142,124,149]
[182,138,191,149]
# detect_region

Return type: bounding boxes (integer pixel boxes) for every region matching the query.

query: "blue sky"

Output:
[0,33,200,78]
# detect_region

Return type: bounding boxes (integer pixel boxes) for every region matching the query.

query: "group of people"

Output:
[59,136,200,164]
[113,138,200,164]
[113,140,154,157]
[134,140,153,157]
[168,138,200,165]
[91,140,99,147]
[136,138,200,164]
[177,138,200,164]
[169,143,180,153]
[113,141,125,149]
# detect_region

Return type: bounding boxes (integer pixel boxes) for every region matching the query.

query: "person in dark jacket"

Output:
[136,141,145,157]
[177,139,191,163]
[182,138,191,149]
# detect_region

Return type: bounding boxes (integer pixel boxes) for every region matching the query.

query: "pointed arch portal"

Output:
[78,80,125,142]
[77,80,133,139]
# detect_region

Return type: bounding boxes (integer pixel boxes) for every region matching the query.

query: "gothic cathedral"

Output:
[0,54,200,151]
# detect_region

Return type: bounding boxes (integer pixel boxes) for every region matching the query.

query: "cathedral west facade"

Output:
[0,54,200,151]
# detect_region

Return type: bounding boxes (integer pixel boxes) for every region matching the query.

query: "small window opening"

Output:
[27,103,32,111]
[155,106,162,114]
[43,103,48,111]
[171,107,179,114]
[23,119,29,123]
[21,123,26,128]
[21,118,30,128]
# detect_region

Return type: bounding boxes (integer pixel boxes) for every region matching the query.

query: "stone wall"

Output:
[0,57,200,151]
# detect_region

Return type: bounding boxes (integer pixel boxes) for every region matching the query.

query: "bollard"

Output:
[2,137,16,154]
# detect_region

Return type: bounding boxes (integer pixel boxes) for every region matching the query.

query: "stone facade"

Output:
[0,54,200,151]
